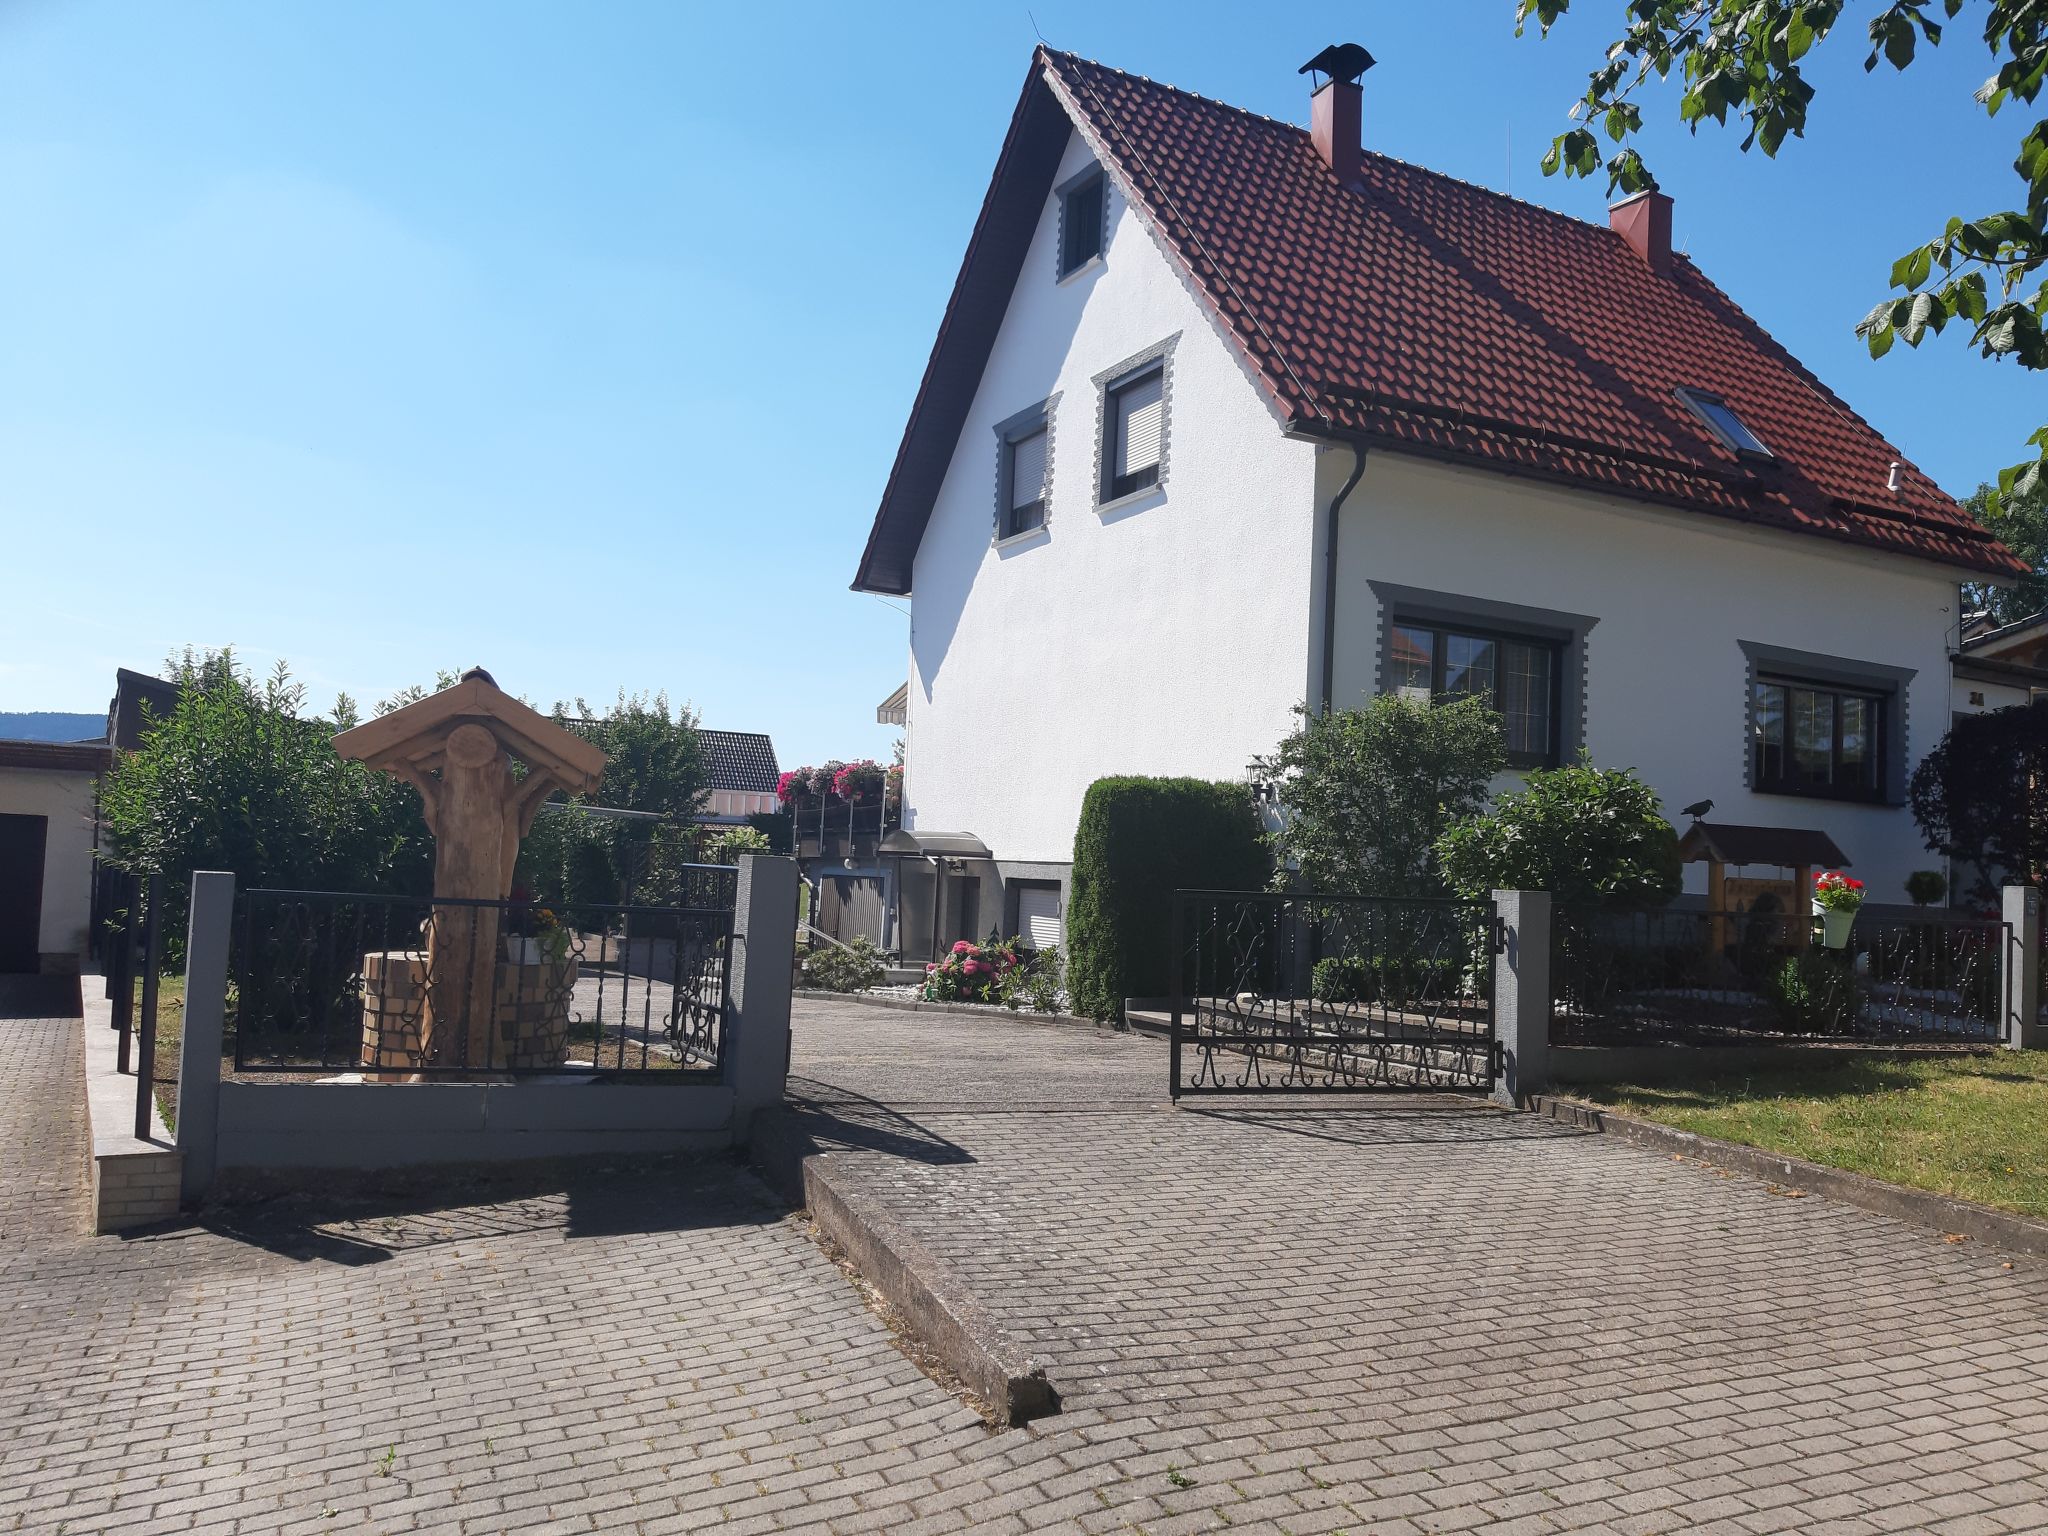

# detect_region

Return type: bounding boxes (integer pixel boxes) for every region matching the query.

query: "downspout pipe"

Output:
[1319,444,1369,715]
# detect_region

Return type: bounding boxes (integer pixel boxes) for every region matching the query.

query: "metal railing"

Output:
[1170,890,1498,1096]
[100,868,166,1137]
[1551,906,2011,1046]
[233,883,736,1077]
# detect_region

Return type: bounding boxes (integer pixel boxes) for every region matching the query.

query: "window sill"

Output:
[993,523,1050,553]
[1751,784,1893,809]
[1057,254,1105,286]
[1094,483,1165,519]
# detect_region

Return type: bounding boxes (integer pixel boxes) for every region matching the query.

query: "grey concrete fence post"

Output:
[177,870,235,1205]
[2003,884,2041,1050]
[1490,889,1552,1108]
[726,854,798,1137]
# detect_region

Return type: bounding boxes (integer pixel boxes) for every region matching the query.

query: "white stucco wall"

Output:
[903,127,1319,864]
[0,767,98,962]
[1951,674,2035,717]
[1327,452,1966,898]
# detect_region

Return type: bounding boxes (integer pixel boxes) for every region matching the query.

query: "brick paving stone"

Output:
[8,986,2048,1533]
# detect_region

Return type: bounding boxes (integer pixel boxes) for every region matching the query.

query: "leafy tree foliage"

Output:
[517,692,710,907]
[1519,0,2048,502]
[1909,702,2048,901]
[1435,758,1683,910]
[1256,696,1504,898]
[99,649,433,939]
[1963,478,2048,621]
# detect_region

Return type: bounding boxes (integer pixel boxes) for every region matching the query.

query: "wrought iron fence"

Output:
[233,881,735,1077]
[1170,890,1498,1096]
[1551,906,2011,1046]
[98,868,166,1136]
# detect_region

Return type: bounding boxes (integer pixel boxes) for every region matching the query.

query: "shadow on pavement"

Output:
[0,974,83,1019]
[195,1151,785,1265]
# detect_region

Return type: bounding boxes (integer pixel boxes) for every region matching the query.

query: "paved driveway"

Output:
[786,998,2048,1534]
[6,984,2048,1534]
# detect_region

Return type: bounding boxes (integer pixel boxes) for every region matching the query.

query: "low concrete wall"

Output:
[79,976,182,1233]
[215,1079,737,1170]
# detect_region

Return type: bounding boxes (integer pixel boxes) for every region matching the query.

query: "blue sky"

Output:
[3,1,2042,766]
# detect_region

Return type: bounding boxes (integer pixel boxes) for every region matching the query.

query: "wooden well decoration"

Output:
[1676,821,1852,955]
[332,669,607,1073]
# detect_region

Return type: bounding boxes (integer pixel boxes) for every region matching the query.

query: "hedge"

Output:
[1066,776,1270,1021]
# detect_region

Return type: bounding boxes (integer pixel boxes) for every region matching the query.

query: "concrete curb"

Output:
[748,1109,1056,1426]
[795,989,1109,1034]
[1529,1093,2048,1258]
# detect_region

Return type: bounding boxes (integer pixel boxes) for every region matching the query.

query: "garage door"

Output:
[1015,881,1062,951]
[0,814,47,974]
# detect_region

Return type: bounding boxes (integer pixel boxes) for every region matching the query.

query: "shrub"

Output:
[1257,696,1502,898]
[1764,953,1861,1035]
[1436,758,1681,910]
[1904,869,1948,907]
[1067,777,1270,1021]
[923,937,1022,1004]
[802,935,886,993]
[1909,704,2048,903]
[1007,944,1067,1014]
[703,826,771,864]
[1312,955,1373,1004]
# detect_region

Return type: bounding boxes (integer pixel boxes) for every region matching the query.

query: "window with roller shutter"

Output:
[1012,881,1062,951]
[1093,337,1176,509]
[992,395,1058,544]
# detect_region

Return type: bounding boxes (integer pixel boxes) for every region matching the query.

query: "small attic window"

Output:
[1057,169,1106,279]
[1677,387,1772,459]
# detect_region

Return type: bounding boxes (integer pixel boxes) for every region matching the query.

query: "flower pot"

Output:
[505,935,545,965]
[1814,903,1857,950]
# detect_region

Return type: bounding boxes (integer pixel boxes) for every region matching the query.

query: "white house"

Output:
[0,738,113,974]
[854,46,2028,959]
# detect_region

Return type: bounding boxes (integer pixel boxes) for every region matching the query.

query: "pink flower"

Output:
[952,940,973,955]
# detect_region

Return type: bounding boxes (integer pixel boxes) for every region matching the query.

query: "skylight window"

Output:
[1676,388,1772,458]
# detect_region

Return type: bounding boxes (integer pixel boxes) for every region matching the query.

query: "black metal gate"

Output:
[1169,890,1499,1097]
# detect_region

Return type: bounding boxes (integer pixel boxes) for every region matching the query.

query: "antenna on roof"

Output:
[1299,42,1375,89]
[1027,8,1047,44]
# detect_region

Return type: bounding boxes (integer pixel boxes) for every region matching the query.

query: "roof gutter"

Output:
[1318,443,1369,715]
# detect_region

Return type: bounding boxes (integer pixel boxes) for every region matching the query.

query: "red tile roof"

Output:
[853,50,2025,594]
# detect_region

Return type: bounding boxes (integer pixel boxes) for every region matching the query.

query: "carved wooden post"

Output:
[333,669,607,1074]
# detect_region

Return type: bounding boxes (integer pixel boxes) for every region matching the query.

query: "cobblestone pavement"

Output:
[786,997,2048,1534]
[7,985,2048,1534]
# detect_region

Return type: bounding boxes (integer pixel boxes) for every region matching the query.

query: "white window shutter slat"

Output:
[1010,429,1048,510]
[1114,372,1164,477]
[1016,885,1062,950]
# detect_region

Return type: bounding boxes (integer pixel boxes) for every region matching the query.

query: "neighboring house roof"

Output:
[854,48,2025,594]
[1959,610,2048,657]
[876,683,909,727]
[107,668,180,751]
[0,737,116,774]
[699,730,780,795]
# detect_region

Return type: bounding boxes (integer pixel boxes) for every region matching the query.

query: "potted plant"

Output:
[1812,870,1865,949]
[505,897,569,965]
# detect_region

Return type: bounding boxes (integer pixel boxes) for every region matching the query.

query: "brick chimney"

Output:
[1300,44,1374,190]
[1610,188,1674,276]
[1311,80,1362,188]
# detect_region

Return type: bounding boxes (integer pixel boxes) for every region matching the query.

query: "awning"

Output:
[1678,822,1850,869]
[878,828,992,859]
[876,682,909,727]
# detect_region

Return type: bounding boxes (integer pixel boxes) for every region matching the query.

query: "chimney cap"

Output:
[1300,43,1375,88]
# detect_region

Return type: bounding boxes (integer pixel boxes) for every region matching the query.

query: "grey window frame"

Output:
[1092,334,1178,514]
[1738,640,1914,807]
[991,394,1058,546]
[1676,387,1772,459]
[1055,166,1107,280]
[1368,581,1600,766]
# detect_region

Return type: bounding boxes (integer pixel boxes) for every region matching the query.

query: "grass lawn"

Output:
[1566,1052,2048,1221]
[132,974,186,1133]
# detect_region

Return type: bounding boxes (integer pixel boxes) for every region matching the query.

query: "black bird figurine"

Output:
[1299,43,1376,87]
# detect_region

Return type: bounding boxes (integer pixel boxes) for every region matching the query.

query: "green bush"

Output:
[1436,757,1681,910]
[1765,953,1861,1035]
[801,935,886,993]
[1006,944,1067,1014]
[1258,696,1502,898]
[1067,777,1270,1021]
[1312,955,1373,1004]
